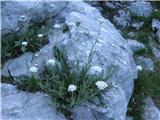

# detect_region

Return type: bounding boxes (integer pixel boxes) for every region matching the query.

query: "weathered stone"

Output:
[1,52,33,78]
[127,39,145,52]
[129,1,153,17]
[105,2,116,9]
[152,19,160,41]
[142,97,160,120]
[1,1,137,120]
[1,83,66,120]
[128,32,135,37]
[113,10,131,28]
[152,19,160,31]
[131,21,144,30]
[152,46,160,59]
[126,116,134,120]
[1,1,67,35]
[135,57,154,71]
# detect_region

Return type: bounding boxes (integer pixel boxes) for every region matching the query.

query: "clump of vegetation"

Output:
[127,70,160,120]
[1,21,49,64]
[16,45,111,118]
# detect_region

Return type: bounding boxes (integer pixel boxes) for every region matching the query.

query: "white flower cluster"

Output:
[68,84,77,92]
[37,34,43,38]
[54,24,61,28]
[22,41,28,46]
[29,66,38,73]
[90,65,103,74]
[47,59,55,66]
[95,81,108,90]
[136,65,143,71]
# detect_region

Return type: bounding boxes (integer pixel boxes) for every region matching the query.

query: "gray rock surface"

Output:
[135,57,154,71]
[152,19,160,41]
[131,21,144,30]
[152,19,160,31]
[126,116,134,120]
[1,83,66,120]
[113,10,131,28]
[128,32,135,37]
[143,97,160,120]
[105,2,116,9]
[129,1,152,17]
[127,39,145,52]
[1,1,137,120]
[1,1,67,35]
[152,46,160,59]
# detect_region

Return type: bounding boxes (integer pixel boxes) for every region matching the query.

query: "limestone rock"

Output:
[1,1,137,120]
[1,83,66,120]
[129,1,152,17]
[142,97,160,120]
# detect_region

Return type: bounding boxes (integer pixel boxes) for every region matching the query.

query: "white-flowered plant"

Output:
[136,65,143,71]
[17,21,111,116]
[95,81,108,90]
[37,34,43,38]
[90,65,103,74]
[54,24,61,28]
[47,59,56,66]
[22,41,28,46]
[29,66,38,73]
[68,84,77,92]
[67,22,76,26]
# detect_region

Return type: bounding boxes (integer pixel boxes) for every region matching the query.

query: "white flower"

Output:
[90,65,103,74]
[22,41,28,46]
[50,4,55,8]
[29,66,38,73]
[154,9,158,12]
[47,59,55,66]
[37,34,43,38]
[34,53,39,57]
[67,22,76,26]
[95,81,108,90]
[68,84,77,92]
[136,65,143,71]
[54,24,61,28]
[97,18,104,23]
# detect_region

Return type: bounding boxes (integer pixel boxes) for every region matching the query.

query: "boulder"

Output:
[129,1,152,17]
[142,97,160,120]
[127,39,145,52]
[135,57,154,71]
[131,21,144,30]
[105,2,116,9]
[1,83,66,120]
[1,1,137,120]
[113,10,131,28]
[1,1,67,35]
[152,19,160,41]
[152,19,160,31]
[152,45,160,59]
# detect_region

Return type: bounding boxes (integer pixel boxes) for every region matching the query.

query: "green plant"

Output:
[1,22,49,64]
[15,45,111,118]
[17,76,41,92]
[127,70,160,120]
[39,46,110,116]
